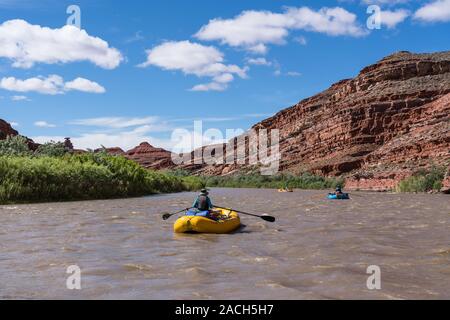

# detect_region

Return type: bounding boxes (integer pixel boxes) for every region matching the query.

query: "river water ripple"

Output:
[0,188,449,299]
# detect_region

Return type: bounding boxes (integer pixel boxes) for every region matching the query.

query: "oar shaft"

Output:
[234,210,261,218]
[171,208,187,216]
[216,206,268,218]
[162,208,190,220]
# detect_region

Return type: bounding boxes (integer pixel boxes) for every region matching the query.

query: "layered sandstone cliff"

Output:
[189,51,450,190]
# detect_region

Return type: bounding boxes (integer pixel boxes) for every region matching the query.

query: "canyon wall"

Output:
[188,51,450,190]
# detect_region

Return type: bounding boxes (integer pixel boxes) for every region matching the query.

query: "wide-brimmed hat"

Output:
[200,188,209,195]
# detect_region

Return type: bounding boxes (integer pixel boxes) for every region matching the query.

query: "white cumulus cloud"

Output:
[414,0,450,22]
[64,78,106,94]
[139,40,248,91]
[0,19,123,69]
[34,121,56,128]
[190,82,228,92]
[246,57,272,66]
[380,9,410,28]
[0,75,65,95]
[194,7,366,54]
[213,73,234,83]
[0,75,106,95]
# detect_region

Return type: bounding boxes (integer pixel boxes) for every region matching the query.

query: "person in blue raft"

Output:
[328,186,350,200]
[186,188,218,220]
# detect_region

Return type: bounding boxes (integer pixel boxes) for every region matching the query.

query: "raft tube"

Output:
[174,208,241,234]
[328,193,350,200]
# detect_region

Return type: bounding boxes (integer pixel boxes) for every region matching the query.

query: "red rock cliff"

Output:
[0,119,19,139]
[189,51,450,190]
[125,142,176,170]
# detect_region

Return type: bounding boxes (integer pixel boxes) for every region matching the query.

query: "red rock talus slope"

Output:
[190,51,450,189]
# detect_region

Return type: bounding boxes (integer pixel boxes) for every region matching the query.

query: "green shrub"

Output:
[0,148,347,204]
[0,136,32,156]
[0,154,195,204]
[181,176,206,191]
[35,141,68,157]
[166,169,192,177]
[396,166,446,193]
[196,173,343,190]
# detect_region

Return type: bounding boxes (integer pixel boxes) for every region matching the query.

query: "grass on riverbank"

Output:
[396,166,447,193]
[203,173,343,190]
[0,153,199,204]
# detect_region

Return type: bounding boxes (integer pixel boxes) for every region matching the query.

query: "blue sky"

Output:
[0,0,449,151]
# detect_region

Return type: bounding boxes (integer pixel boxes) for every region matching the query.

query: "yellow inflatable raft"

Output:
[278,189,293,193]
[174,208,241,234]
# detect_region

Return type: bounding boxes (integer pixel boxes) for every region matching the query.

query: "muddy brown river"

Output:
[0,188,449,300]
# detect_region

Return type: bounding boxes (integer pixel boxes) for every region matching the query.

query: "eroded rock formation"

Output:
[125,142,176,170]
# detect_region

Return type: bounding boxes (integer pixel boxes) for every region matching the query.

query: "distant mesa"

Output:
[124,142,176,170]
[92,143,175,170]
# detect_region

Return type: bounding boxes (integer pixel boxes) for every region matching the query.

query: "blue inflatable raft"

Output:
[327,193,350,200]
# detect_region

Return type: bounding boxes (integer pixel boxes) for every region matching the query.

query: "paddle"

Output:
[162,208,191,221]
[215,205,276,223]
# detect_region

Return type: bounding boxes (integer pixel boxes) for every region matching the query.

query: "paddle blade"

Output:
[261,215,276,223]
[162,213,171,221]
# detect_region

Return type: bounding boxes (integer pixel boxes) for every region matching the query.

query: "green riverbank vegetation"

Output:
[2,136,446,204]
[168,169,344,190]
[396,166,447,193]
[0,136,200,204]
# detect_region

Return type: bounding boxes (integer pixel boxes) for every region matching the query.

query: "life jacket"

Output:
[197,195,209,211]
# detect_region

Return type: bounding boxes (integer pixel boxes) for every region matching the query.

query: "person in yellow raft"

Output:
[191,188,219,220]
